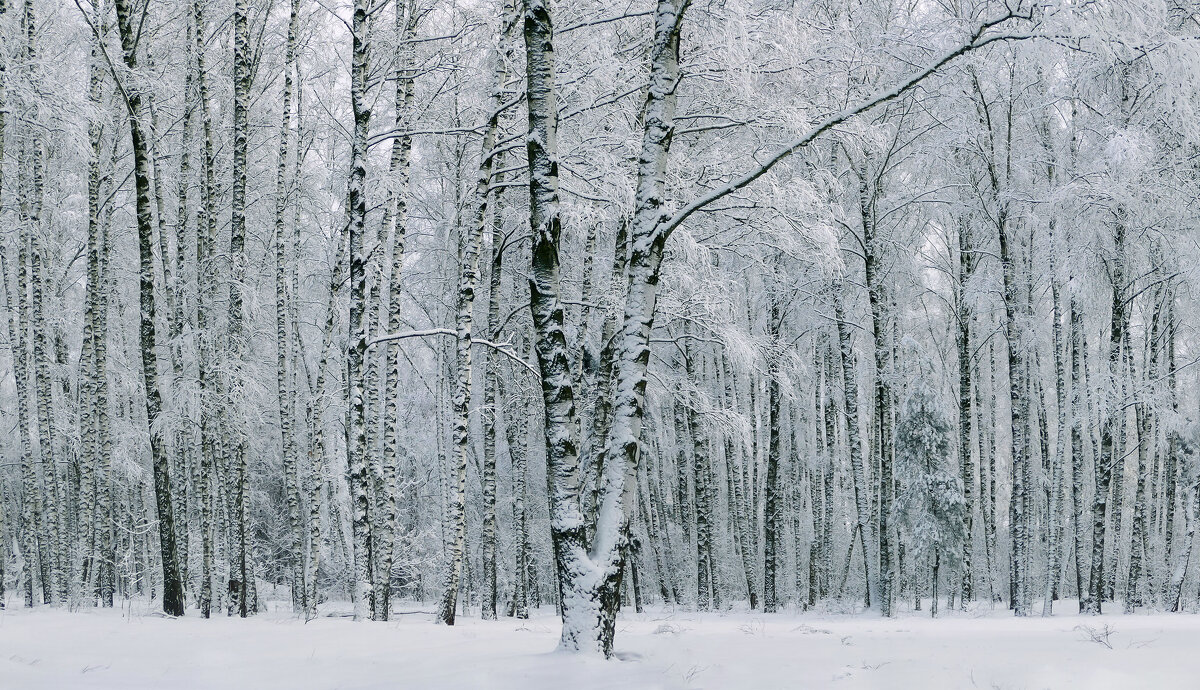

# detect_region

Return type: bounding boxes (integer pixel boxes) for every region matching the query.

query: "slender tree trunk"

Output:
[1042,235,1067,615]
[723,354,758,609]
[859,162,894,616]
[504,363,531,619]
[436,2,514,625]
[763,297,782,613]
[956,213,975,609]
[271,0,304,614]
[686,345,714,611]
[821,346,837,601]
[833,282,877,607]
[0,0,6,611]
[21,0,66,608]
[78,0,109,602]
[114,0,185,617]
[1067,294,1088,613]
[1162,295,1180,606]
[1108,329,1131,603]
[1086,212,1126,615]
[148,77,191,599]
[193,0,218,617]
[998,216,1031,617]
[373,0,419,622]
[2,246,39,608]
[476,0,517,622]
[1168,482,1196,612]
[1124,289,1159,612]
[226,0,254,618]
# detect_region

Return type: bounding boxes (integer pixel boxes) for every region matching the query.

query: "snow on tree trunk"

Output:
[1162,295,1181,608]
[479,0,518,623]
[523,0,607,653]
[832,280,878,607]
[227,0,255,619]
[346,0,374,622]
[996,206,1031,617]
[192,0,218,617]
[860,161,895,616]
[764,295,782,613]
[1086,209,1126,615]
[374,0,419,622]
[503,359,532,620]
[77,0,109,602]
[955,212,976,609]
[1125,278,1161,612]
[685,340,715,611]
[1042,190,1068,615]
[2,243,40,608]
[436,0,515,625]
[722,354,759,609]
[114,0,185,617]
[273,0,303,614]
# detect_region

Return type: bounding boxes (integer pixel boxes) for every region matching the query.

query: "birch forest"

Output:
[3,0,1200,677]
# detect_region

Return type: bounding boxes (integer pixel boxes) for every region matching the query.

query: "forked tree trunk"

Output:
[833,282,878,607]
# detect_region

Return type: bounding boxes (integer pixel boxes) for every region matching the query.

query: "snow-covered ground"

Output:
[3,600,1199,689]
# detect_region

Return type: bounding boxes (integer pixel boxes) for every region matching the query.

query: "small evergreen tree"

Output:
[896,374,966,617]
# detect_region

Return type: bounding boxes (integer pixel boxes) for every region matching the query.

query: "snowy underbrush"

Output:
[2,598,1198,688]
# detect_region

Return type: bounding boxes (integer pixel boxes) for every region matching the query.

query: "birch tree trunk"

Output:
[346,0,374,622]
[763,297,782,613]
[21,0,67,609]
[581,0,691,651]
[480,205,504,621]
[821,342,837,601]
[503,360,531,619]
[114,0,185,617]
[997,208,1030,617]
[436,0,515,625]
[723,354,758,609]
[307,208,348,620]
[374,0,418,622]
[478,0,518,622]
[273,0,303,614]
[1124,283,1159,612]
[148,76,190,598]
[955,212,975,608]
[2,245,40,608]
[0,0,6,610]
[193,0,219,618]
[1042,218,1067,615]
[1168,467,1196,611]
[686,343,714,611]
[833,281,878,607]
[860,161,894,616]
[228,0,254,618]
[1069,295,1088,612]
[78,0,108,601]
[1162,296,1180,607]
[522,0,601,651]
[1086,210,1126,615]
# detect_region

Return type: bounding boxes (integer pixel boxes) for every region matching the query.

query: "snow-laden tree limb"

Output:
[658,9,1036,241]
[369,328,539,377]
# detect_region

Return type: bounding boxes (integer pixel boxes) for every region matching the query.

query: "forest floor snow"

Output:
[2,598,1199,689]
